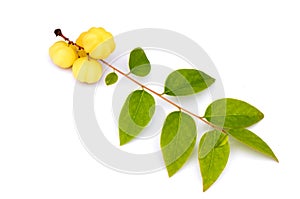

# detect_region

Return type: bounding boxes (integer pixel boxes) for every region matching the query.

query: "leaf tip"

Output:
[269,149,279,163]
[202,183,211,192]
[119,135,132,146]
[165,165,178,178]
[259,111,264,120]
[119,130,133,146]
[211,76,216,83]
[273,155,279,163]
[268,153,279,163]
[119,138,126,146]
[167,171,174,178]
[119,141,126,146]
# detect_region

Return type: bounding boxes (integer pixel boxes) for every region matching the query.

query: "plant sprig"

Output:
[53,29,278,192]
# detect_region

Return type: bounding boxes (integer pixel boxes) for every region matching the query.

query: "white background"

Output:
[1,0,299,198]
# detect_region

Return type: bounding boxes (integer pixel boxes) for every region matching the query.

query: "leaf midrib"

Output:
[207,148,215,182]
[132,91,145,123]
[172,112,182,162]
[165,81,212,95]
[206,114,259,118]
[164,85,195,95]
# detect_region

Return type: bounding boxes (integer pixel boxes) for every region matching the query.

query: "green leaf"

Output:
[228,129,278,162]
[163,69,215,96]
[105,72,118,85]
[204,98,264,129]
[160,111,197,177]
[119,90,155,145]
[129,47,151,76]
[199,130,230,192]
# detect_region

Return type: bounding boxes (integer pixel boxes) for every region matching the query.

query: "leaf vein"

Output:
[207,148,215,181]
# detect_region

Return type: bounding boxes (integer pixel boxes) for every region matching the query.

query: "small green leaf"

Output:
[204,98,264,129]
[160,111,197,177]
[105,72,118,85]
[199,130,230,192]
[119,90,155,145]
[163,69,215,96]
[228,129,278,162]
[129,47,151,76]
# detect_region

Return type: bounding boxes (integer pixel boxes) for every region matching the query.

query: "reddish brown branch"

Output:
[54,29,84,50]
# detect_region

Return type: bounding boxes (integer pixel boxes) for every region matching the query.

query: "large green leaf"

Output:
[204,98,264,129]
[199,130,230,192]
[163,69,215,96]
[228,129,278,162]
[160,111,197,177]
[119,90,155,145]
[129,47,151,77]
[105,72,118,85]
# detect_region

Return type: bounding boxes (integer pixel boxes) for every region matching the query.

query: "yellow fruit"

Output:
[72,57,103,84]
[49,41,78,69]
[76,27,115,59]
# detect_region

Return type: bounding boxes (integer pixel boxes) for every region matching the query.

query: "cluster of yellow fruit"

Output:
[49,27,115,84]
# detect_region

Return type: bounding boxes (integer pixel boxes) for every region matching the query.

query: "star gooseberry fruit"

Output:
[76,27,115,59]
[49,41,78,68]
[72,57,103,84]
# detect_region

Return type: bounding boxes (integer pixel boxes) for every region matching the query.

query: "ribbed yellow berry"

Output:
[72,57,103,84]
[76,27,115,59]
[49,41,78,69]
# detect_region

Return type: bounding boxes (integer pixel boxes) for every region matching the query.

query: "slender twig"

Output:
[54,29,84,50]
